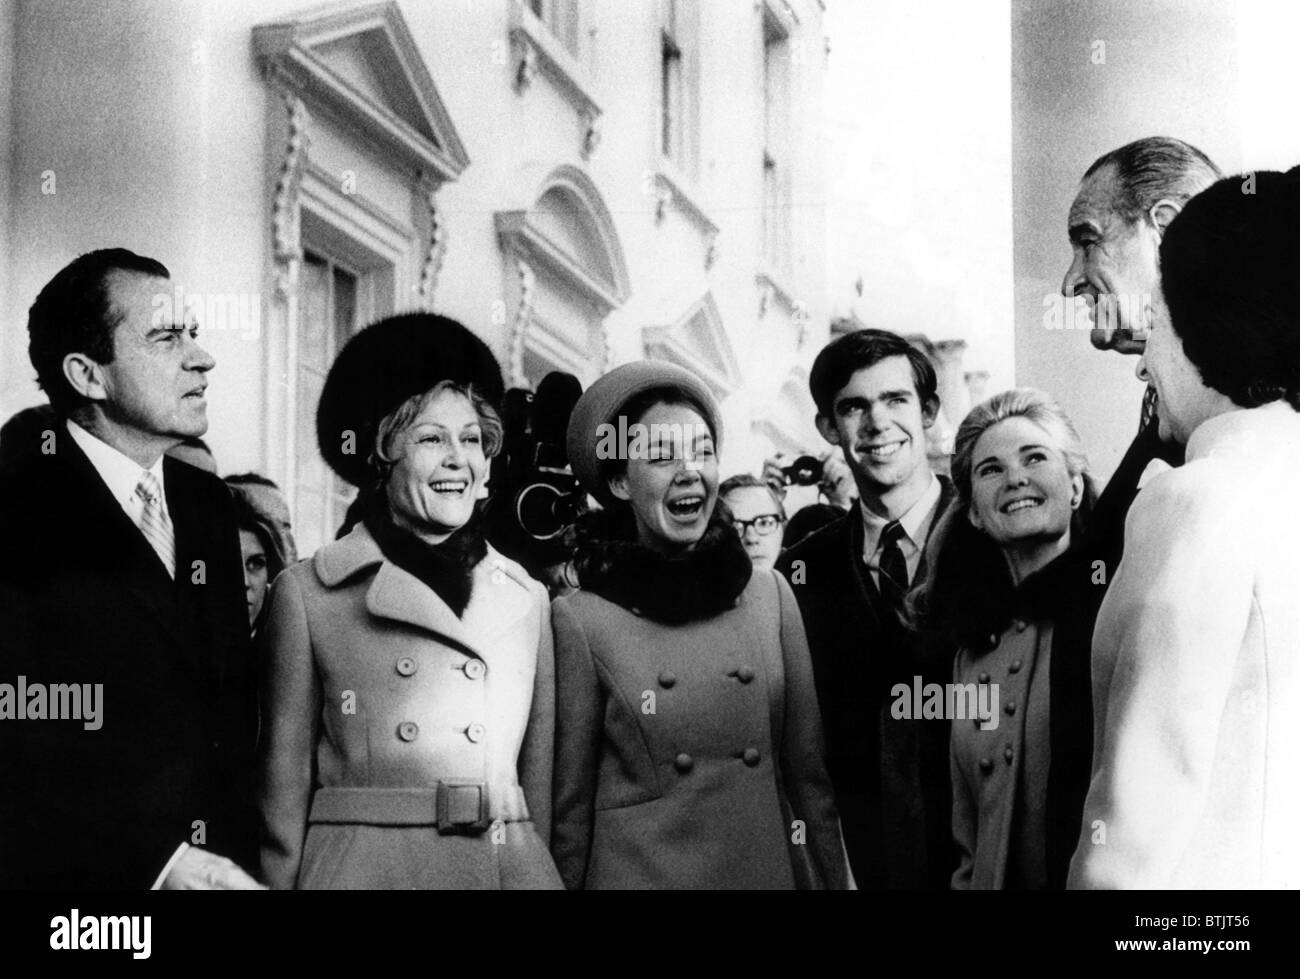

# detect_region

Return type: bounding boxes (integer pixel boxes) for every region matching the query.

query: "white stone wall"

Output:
[1,0,830,495]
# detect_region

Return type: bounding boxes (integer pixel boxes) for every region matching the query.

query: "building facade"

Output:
[0,0,829,555]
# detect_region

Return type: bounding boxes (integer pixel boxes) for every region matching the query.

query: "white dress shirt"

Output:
[859,472,942,590]
[66,418,170,531]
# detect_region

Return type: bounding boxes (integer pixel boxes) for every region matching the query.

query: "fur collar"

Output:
[572,508,753,624]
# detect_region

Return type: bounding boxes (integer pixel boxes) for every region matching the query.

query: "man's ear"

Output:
[1147,198,1182,237]
[62,352,109,403]
[607,472,632,502]
[921,397,941,430]
[815,413,842,446]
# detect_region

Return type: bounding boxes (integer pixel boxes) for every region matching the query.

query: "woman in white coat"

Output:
[1068,170,1300,889]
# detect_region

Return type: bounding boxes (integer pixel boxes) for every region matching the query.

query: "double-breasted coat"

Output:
[550,568,850,889]
[258,522,562,889]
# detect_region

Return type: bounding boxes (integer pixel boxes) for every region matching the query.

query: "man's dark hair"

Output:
[1083,136,1223,224]
[1159,169,1300,411]
[27,248,170,415]
[809,328,940,419]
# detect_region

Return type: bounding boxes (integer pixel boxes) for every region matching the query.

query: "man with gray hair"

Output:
[1060,136,1222,577]
[1046,139,1223,860]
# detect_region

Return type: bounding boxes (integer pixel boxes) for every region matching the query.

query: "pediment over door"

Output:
[643,294,743,402]
[254,0,469,182]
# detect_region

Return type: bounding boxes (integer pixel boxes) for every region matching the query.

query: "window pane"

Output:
[332,265,358,350]
[299,253,330,371]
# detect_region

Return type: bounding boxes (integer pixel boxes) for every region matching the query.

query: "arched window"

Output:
[496,165,630,388]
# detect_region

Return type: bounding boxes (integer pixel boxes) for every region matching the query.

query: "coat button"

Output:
[736,666,756,684]
[397,721,419,742]
[987,633,1000,649]
[463,659,486,680]
[395,657,417,677]
[978,758,994,774]
[742,748,761,767]
[1004,701,1016,715]
[1009,659,1023,674]
[978,672,990,684]
[466,723,487,744]
[658,671,677,688]
[674,752,694,773]
[1004,745,1014,764]
[1014,619,1028,632]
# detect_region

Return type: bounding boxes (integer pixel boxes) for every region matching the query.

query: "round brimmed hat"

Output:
[566,361,722,507]
[316,313,504,486]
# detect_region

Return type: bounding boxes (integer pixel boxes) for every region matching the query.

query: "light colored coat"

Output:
[258,522,561,889]
[1069,403,1300,889]
[551,568,850,889]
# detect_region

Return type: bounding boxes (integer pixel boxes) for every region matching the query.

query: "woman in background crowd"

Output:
[719,473,787,571]
[915,388,1099,889]
[227,478,292,636]
[259,314,561,890]
[550,361,849,889]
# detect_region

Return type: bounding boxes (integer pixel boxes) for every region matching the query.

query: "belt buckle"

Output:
[436,780,491,835]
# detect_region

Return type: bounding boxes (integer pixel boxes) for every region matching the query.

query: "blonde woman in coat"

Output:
[258,314,562,890]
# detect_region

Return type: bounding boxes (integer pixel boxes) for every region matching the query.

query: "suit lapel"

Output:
[166,459,233,684]
[914,475,956,585]
[54,436,191,655]
[843,510,885,638]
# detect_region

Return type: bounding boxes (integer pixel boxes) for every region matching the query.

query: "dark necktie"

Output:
[878,520,909,597]
[1139,385,1158,431]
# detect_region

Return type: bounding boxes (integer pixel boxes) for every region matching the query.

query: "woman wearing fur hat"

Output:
[551,362,850,889]
[258,313,562,889]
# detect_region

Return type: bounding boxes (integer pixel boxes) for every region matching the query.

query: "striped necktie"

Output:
[135,471,176,579]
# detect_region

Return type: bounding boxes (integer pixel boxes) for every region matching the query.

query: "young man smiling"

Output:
[776,328,956,889]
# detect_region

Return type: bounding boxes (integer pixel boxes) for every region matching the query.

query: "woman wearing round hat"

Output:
[258,313,562,890]
[551,361,850,889]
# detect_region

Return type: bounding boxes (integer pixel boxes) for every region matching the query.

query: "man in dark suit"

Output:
[0,249,261,889]
[776,329,955,889]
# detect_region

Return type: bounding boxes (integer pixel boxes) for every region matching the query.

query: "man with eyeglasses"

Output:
[719,474,786,571]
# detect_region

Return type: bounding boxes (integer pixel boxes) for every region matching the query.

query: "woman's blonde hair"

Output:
[950,388,1090,508]
[370,380,503,477]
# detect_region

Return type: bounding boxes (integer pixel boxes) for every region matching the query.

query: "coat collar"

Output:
[1185,400,1300,464]
[314,522,535,659]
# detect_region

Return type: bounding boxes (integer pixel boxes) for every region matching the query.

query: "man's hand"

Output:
[162,847,266,890]
[761,454,788,499]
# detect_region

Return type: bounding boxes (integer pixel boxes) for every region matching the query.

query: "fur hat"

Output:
[316,313,504,486]
[566,361,721,507]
